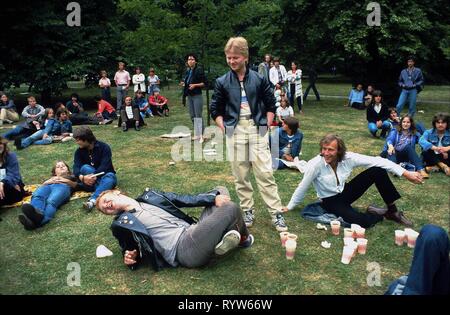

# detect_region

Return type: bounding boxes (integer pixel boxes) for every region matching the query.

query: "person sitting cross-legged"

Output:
[270,117,303,170]
[382,115,429,179]
[366,90,391,138]
[72,127,117,212]
[148,87,169,117]
[134,90,153,119]
[119,96,142,131]
[95,186,254,270]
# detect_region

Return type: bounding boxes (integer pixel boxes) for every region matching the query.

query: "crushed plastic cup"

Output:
[356,238,368,254]
[395,230,406,246]
[330,220,341,236]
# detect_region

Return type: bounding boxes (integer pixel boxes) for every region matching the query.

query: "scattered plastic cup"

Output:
[341,246,353,264]
[285,239,297,260]
[355,227,366,239]
[395,230,406,246]
[356,238,368,254]
[343,237,354,246]
[287,233,298,242]
[406,229,419,248]
[330,220,341,236]
[280,232,290,248]
[344,228,353,238]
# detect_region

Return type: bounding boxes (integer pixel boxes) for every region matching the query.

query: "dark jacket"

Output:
[73,140,115,177]
[366,102,389,123]
[1,152,24,188]
[111,188,219,271]
[183,66,206,96]
[210,68,276,129]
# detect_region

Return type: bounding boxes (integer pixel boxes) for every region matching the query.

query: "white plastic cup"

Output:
[356,238,368,254]
[395,230,406,246]
[355,227,366,239]
[285,239,297,260]
[351,224,361,237]
[330,220,341,236]
[343,237,354,246]
[341,246,353,264]
[406,230,419,248]
[344,228,353,238]
[280,232,290,248]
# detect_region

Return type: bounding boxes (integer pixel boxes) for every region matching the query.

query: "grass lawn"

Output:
[0,83,448,295]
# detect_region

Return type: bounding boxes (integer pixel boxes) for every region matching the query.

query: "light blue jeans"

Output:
[80,164,117,202]
[396,89,417,117]
[31,183,72,225]
[368,120,391,137]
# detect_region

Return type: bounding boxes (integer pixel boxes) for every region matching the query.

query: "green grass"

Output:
[0,84,449,295]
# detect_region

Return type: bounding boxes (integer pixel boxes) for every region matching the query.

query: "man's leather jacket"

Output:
[111,188,219,271]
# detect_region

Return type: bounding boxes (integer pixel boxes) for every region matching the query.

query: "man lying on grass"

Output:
[284,134,424,228]
[96,186,254,270]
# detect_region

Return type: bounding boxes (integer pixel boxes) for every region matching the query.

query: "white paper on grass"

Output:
[96,245,113,258]
[276,157,308,173]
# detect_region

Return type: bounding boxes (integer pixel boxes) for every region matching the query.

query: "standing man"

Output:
[258,54,272,83]
[285,134,423,228]
[396,56,424,117]
[72,127,117,211]
[114,62,131,111]
[181,54,206,143]
[269,57,288,92]
[303,65,320,101]
[210,37,288,232]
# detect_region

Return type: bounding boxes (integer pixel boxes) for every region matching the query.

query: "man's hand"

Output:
[0,182,4,200]
[387,144,395,156]
[402,170,424,184]
[215,194,231,207]
[83,174,97,186]
[283,154,294,162]
[280,206,289,213]
[188,83,196,90]
[376,120,382,128]
[124,250,138,266]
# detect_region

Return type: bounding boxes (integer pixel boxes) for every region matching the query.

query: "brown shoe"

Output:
[419,169,429,179]
[384,211,413,227]
[425,166,439,173]
[437,162,450,176]
[366,205,388,216]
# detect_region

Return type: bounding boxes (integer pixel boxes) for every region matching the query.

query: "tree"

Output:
[0,0,121,105]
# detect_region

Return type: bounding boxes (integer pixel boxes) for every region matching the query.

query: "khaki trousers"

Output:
[0,109,20,122]
[226,119,283,215]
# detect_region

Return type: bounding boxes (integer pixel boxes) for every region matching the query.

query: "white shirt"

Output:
[373,103,382,114]
[287,152,405,210]
[276,106,293,119]
[269,65,288,87]
[132,73,146,92]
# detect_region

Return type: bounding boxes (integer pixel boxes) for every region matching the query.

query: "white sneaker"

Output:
[214,230,241,255]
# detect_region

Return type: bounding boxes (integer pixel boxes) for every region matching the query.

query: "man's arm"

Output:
[415,69,424,88]
[261,77,277,117]
[210,79,226,127]
[158,190,219,208]
[287,160,319,210]
[95,144,114,174]
[398,71,405,88]
[21,105,31,118]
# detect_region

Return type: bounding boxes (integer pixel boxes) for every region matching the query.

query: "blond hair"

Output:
[224,37,249,58]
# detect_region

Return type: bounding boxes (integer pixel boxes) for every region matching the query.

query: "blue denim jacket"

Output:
[398,67,424,90]
[270,127,303,159]
[1,152,24,188]
[419,129,450,151]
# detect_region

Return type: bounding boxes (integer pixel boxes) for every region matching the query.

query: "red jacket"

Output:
[148,95,168,106]
[97,100,115,114]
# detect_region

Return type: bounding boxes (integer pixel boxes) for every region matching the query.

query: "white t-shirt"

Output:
[276,106,293,120]
[239,81,251,118]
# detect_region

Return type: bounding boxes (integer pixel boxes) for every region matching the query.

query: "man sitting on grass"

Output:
[96,186,254,270]
[285,134,424,228]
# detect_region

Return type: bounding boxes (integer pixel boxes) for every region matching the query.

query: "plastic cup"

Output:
[280,232,290,248]
[344,228,353,238]
[343,237,354,246]
[341,246,353,264]
[395,230,406,246]
[287,233,298,242]
[406,230,419,248]
[351,224,361,237]
[285,239,297,260]
[349,241,358,257]
[355,227,366,239]
[356,238,368,254]
[330,220,341,236]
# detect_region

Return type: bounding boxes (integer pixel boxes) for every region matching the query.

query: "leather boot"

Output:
[437,162,450,176]
[366,205,388,216]
[384,210,413,227]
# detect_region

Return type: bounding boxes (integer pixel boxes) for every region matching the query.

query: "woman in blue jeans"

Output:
[383,115,429,178]
[18,161,80,230]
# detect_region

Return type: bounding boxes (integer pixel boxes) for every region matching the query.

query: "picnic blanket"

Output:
[300,201,351,227]
[2,184,92,208]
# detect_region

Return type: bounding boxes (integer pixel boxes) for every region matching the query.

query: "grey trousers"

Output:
[187,94,204,137]
[176,201,248,268]
[116,86,127,110]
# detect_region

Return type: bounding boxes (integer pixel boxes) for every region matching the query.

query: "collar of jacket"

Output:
[230,66,250,82]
